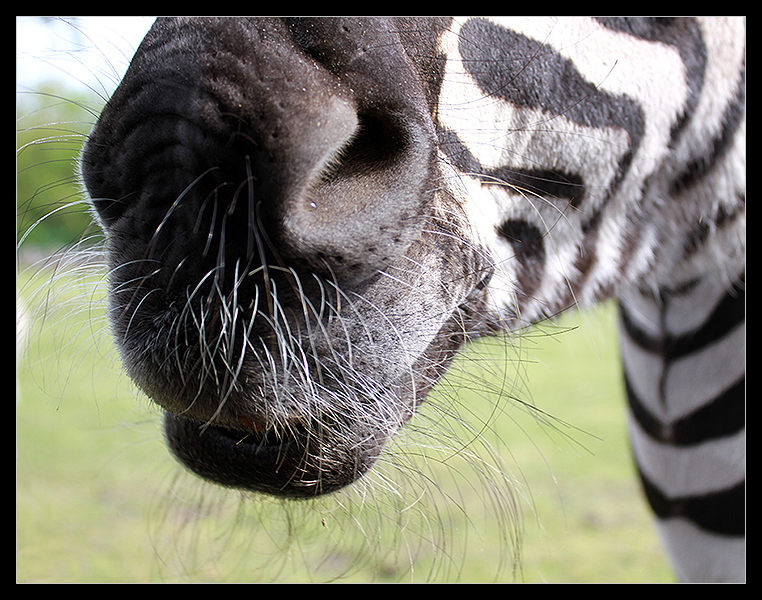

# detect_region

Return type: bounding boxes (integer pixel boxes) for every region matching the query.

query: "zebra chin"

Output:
[155,356,446,498]
[151,309,474,497]
[149,354,412,497]
[116,284,474,498]
[163,413,386,498]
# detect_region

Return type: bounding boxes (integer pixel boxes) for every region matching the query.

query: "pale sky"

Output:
[16,17,156,98]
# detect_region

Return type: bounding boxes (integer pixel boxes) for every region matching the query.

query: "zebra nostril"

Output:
[279,108,436,287]
[320,111,409,177]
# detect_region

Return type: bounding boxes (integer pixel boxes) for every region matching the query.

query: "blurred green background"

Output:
[17,17,674,583]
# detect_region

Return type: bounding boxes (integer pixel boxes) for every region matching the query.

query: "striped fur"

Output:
[82,17,745,582]
[436,17,745,582]
[619,275,745,582]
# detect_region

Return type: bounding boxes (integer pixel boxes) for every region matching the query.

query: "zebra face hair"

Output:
[81,17,494,497]
[76,17,744,581]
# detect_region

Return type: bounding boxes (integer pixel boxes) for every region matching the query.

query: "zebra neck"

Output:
[618,273,745,582]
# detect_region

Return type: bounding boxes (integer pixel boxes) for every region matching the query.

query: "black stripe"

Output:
[457,17,645,192]
[666,275,745,359]
[437,125,481,176]
[486,166,585,209]
[595,17,707,147]
[495,219,545,303]
[571,207,606,301]
[671,66,746,196]
[625,372,745,445]
[619,274,745,361]
[681,194,746,258]
[637,469,745,536]
[437,124,586,208]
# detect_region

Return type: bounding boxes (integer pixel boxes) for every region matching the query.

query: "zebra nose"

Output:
[278,108,435,286]
[271,18,438,286]
[84,17,436,288]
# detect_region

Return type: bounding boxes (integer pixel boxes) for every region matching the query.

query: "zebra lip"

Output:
[211,420,300,453]
[162,412,370,498]
[165,412,301,466]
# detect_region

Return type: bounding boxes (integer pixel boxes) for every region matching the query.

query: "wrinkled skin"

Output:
[82,17,492,497]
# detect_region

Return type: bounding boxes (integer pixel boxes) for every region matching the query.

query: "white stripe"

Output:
[663,277,736,336]
[665,322,745,412]
[619,318,744,422]
[654,518,746,583]
[619,329,664,415]
[628,417,745,497]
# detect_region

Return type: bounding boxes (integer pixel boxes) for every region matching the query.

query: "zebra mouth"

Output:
[81,16,488,500]
[163,411,385,498]
[158,308,470,498]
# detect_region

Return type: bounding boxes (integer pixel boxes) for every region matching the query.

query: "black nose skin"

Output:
[79,19,443,496]
[83,17,437,290]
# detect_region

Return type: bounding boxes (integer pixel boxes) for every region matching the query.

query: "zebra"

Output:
[77,17,744,582]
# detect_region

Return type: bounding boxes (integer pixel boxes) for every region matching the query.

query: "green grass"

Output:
[17,264,675,583]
